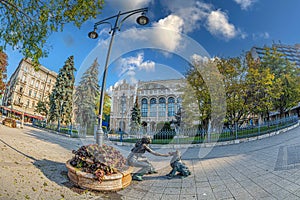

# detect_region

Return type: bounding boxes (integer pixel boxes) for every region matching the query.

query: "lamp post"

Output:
[120,93,126,143]
[21,104,27,129]
[88,7,149,146]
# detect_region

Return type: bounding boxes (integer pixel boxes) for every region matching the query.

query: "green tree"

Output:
[0,0,104,65]
[34,100,48,117]
[214,57,249,129]
[184,61,211,130]
[130,98,141,134]
[74,58,99,134]
[49,56,76,126]
[0,50,8,98]
[260,47,300,117]
[245,52,279,121]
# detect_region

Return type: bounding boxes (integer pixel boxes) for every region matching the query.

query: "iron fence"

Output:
[109,116,299,144]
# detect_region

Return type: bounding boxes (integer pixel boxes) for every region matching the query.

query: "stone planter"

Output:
[66,160,132,191]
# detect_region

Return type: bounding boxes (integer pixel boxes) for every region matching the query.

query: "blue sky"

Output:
[5,0,300,89]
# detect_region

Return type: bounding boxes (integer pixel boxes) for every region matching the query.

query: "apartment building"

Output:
[1,59,57,121]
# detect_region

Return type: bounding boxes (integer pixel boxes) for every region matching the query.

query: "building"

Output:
[251,43,300,118]
[251,43,300,67]
[1,59,57,121]
[110,79,185,133]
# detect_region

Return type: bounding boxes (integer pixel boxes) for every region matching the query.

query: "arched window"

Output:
[141,98,148,117]
[168,97,175,117]
[150,98,157,117]
[158,97,166,117]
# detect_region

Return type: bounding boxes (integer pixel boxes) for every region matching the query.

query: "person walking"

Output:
[127,136,170,181]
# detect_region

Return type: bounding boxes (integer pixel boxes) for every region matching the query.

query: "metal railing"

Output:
[109,116,299,144]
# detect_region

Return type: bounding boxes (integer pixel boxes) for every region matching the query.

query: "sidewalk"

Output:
[1,124,300,199]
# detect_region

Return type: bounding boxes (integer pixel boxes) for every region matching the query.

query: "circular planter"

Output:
[66,160,132,191]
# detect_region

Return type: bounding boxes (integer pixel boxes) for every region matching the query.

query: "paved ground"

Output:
[0,122,300,200]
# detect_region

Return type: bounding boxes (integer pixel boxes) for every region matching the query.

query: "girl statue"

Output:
[127,136,170,181]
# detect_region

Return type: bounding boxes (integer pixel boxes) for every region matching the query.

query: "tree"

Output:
[260,47,300,117]
[184,61,211,130]
[74,58,99,134]
[214,57,249,129]
[130,97,141,134]
[245,52,279,121]
[34,100,48,117]
[0,0,104,65]
[0,50,7,98]
[49,56,76,126]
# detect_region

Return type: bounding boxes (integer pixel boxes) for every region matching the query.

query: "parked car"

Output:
[2,118,17,128]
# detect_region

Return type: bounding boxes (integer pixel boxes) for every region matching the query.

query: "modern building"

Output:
[251,43,300,118]
[110,79,185,134]
[1,58,57,121]
[251,43,300,67]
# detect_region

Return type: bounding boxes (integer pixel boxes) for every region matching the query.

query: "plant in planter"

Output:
[69,144,127,182]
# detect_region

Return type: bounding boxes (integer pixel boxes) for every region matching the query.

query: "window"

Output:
[158,97,166,117]
[150,98,157,117]
[168,97,175,117]
[32,101,35,108]
[22,76,26,83]
[28,90,32,97]
[35,81,39,88]
[141,98,148,117]
[31,78,35,85]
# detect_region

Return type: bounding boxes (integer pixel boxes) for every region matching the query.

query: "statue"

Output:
[166,150,191,179]
[127,136,170,181]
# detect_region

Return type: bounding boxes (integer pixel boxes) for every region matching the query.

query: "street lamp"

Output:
[120,93,126,143]
[88,7,149,146]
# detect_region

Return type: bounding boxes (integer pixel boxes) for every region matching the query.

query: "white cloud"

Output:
[206,10,238,40]
[233,0,257,10]
[119,52,155,77]
[152,15,184,51]
[191,54,209,64]
[160,0,211,33]
[252,32,270,40]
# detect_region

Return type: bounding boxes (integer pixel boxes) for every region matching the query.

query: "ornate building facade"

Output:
[110,79,185,133]
[1,59,57,121]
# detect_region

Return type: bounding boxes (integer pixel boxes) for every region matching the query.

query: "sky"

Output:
[5,0,300,89]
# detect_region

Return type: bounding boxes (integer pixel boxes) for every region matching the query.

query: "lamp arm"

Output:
[118,10,147,31]
[93,21,113,31]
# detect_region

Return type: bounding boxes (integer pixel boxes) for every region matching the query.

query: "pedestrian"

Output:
[127,136,170,181]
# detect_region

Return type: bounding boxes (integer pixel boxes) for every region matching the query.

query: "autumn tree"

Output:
[0,50,8,97]
[0,0,104,65]
[260,47,300,117]
[214,57,249,129]
[74,58,99,135]
[49,56,76,127]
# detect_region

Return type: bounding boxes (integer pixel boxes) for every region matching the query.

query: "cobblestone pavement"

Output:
[0,122,300,200]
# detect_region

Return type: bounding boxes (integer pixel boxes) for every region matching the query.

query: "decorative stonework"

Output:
[66,160,133,191]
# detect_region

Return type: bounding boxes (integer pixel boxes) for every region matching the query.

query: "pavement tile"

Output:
[164,187,181,195]
[179,194,197,199]
[160,194,180,200]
